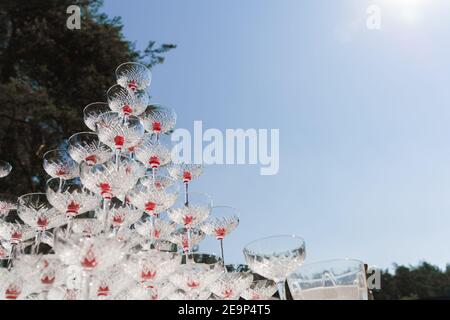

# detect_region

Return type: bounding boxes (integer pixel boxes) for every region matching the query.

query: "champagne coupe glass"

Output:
[68,132,113,166]
[55,233,127,300]
[43,149,80,185]
[0,194,17,217]
[169,253,224,300]
[17,193,65,254]
[125,250,182,293]
[95,111,144,165]
[128,175,178,242]
[90,265,133,300]
[0,160,12,178]
[80,155,145,232]
[243,235,306,300]
[46,178,101,236]
[108,199,143,234]
[147,279,177,300]
[35,255,63,299]
[200,206,239,266]
[0,269,27,300]
[0,222,35,267]
[107,84,148,117]
[241,280,278,300]
[169,228,205,259]
[168,163,203,206]
[83,102,110,131]
[287,259,368,300]
[139,104,177,137]
[209,272,253,300]
[135,218,176,243]
[115,62,152,92]
[135,134,172,177]
[71,218,103,237]
[167,192,212,256]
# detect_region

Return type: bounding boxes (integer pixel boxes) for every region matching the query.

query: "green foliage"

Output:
[373,262,450,300]
[0,0,175,195]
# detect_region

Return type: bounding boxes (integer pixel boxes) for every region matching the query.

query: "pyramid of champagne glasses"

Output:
[0,62,368,300]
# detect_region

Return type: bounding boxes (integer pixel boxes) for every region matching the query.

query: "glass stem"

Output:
[58,178,63,192]
[66,216,74,238]
[277,281,287,300]
[102,198,110,233]
[152,167,156,180]
[115,149,120,170]
[33,230,43,255]
[186,227,192,262]
[82,270,92,300]
[150,213,155,245]
[7,243,18,270]
[184,182,189,206]
[220,238,226,271]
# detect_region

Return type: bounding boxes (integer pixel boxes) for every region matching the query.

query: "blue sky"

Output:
[102,0,450,269]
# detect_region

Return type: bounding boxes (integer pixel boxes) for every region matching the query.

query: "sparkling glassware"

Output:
[55,233,127,299]
[80,156,145,201]
[135,218,176,242]
[46,178,101,235]
[168,163,203,205]
[128,177,178,218]
[0,194,17,217]
[167,192,211,255]
[68,132,113,166]
[287,259,368,300]
[95,111,144,163]
[71,218,103,237]
[115,62,152,92]
[169,228,205,256]
[108,199,143,232]
[83,102,110,131]
[241,280,278,300]
[43,149,80,181]
[0,160,12,178]
[200,206,239,265]
[147,279,177,300]
[17,193,65,254]
[90,265,133,300]
[34,255,64,299]
[209,272,253,300]
[134,133,172,173]
[139,104,177,135]
[125,250,182,290]
[0,222,34,266]
[169,253,223,300]
[0,269,26,300]
[80,156,145,232]
[107,84,148,117]
[243,235,306,300]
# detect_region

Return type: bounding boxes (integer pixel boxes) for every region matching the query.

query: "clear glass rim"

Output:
[292,258,365,273]
[115,61,150,76]
[210,205,240,217]
[97,110,141,123]
[243,234,306,253]
[68,131,99,143]
[42,148,64,158]
[106,83,128,96]
[83,101,109,114]
[18,192,48,204]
